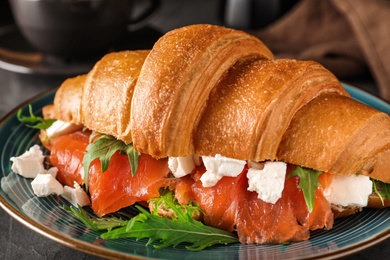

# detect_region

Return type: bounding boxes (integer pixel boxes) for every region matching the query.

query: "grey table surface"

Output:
[1,0,389,259]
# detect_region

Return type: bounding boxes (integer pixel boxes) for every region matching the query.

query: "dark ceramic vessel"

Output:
[9,0,159,59]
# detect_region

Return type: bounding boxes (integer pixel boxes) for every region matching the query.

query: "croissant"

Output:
[43,24,390,244]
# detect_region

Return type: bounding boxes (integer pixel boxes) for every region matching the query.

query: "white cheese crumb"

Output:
[200,154,246,187]
[31,174,64,197]
[168,155,201,178]
[46,167,58,178]
[247,161,287,204]
[10,144,46,178]
[46,120,82,139]
[62,182,91,207]
[324,174,372,207]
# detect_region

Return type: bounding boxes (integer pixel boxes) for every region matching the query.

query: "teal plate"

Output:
[1,83,390,259]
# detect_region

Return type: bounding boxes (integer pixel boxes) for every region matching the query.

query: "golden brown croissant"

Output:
[41,24,390,245]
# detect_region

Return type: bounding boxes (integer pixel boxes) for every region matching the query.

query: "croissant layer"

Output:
[194,58,349,161]
[53,50,149,144]
[81,50,149,144]
[53,74,86,124]
[278,93,390,181]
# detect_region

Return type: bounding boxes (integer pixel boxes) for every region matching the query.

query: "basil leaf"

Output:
[288,166,323,213]
[83,133,141,191]
[17,104,56,130]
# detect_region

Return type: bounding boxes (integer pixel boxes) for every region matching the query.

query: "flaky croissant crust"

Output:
[54,50,150,144]
[51,24,390,183]
[131,24,274,157]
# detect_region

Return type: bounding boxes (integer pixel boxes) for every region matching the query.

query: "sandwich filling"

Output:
[37,121,342,243]
[169,153,373,208]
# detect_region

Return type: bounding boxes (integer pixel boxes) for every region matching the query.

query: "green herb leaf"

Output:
[17,104,56,130]
[102,191,238,251]
[288,166,323,213]
[83,133,140,191]
[149,188,203,219]
[372,180,384,206]
[62,204,127,231]
[102,206,238,251]
[62,191,238,251]
[372,179,390,206]
[381,181,390,200]
[122,143,140,179]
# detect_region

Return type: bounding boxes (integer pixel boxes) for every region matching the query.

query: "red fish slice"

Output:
[48,130,170,216]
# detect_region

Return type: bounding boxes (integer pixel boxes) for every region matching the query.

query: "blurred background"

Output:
[0,0,389,259]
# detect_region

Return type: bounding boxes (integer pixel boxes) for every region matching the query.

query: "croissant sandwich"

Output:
[29,24,390,245]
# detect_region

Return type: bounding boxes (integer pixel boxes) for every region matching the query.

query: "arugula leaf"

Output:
[372,180,384,206]
[381,181,390,200]
[17,104,56,130]
[102,191,238,250]
[63,191,238,251]
[62,204,127,231]
[288,166,323,213]
[149,188,203,218]
[372,179,390,206]
[83,133,140,191]
[102,205,238,251]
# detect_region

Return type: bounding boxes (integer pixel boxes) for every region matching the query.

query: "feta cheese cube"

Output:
[200,154,246,187]
[168,155,200,178]
[46,120,82,139]
[62,182,90,207]
[10,145,46,178]
[247,161,287,204]
[324,174,372,207]
[31,174,64,197]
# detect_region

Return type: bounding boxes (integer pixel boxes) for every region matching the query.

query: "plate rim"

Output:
[1,83,390,260]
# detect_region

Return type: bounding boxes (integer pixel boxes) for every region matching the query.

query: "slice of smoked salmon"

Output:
[236,164,333,244]
[49,130,90,187]
[89,152,170,216]
[236,171,308,244]
[303,172,334,231]
[289,171,333,232]
[48,130,170,216]
[167,165,242,232]
[173,163,334,244]
[176,165,242,232]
